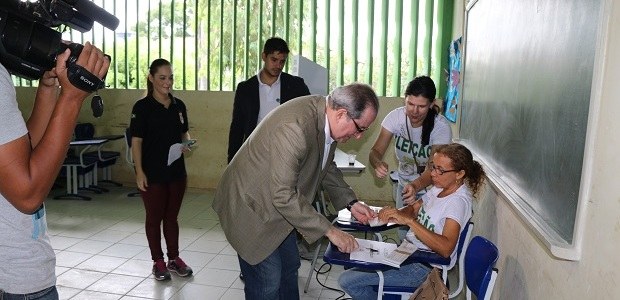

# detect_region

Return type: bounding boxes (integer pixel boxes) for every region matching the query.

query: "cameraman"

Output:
[0,42,110,299]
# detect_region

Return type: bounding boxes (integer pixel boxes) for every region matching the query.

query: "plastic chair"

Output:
[85,133,123,188]
[323,241,451,300]
[54,124,104,200]
[54,153,99,200]
[464,236,499,300]
[124,127,141,197]
[377,221,474,299]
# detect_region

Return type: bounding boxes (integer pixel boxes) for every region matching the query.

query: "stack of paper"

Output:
[350,238,418,268]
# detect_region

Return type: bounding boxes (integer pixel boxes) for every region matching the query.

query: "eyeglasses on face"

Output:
[429,162,459,175]
[347,113,369,133]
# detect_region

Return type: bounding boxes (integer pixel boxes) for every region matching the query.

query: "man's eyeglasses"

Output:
[429,163,459,175]
[348,114,369,133]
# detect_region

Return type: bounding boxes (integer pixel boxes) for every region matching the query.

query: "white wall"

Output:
[456,0,620,298]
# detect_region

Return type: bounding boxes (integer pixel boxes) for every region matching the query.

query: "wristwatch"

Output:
[346,199,359,211]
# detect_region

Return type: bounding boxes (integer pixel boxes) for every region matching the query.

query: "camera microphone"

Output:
[68,0,119,30]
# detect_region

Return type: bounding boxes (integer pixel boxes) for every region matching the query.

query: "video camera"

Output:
[0,0,118,83]
[0,0,119,116]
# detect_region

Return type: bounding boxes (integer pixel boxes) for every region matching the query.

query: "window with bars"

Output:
[14,0,453,97]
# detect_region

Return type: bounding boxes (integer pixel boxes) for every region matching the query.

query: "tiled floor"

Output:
[45,186,354,300]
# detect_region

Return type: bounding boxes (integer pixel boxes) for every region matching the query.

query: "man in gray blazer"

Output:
[213,83,379,299]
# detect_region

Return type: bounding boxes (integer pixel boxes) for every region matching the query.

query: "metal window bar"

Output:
[366,0,375,85]
[324,0,330,89]
[378,0,389,96]
[408,0,420,81]
[297,0,303,57]
[336,0,343,87]
[392,0,404,97]
[351,0,358,82]
[11,0,451,97]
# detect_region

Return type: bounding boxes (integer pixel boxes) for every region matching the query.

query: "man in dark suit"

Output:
[213,83,380,299]
[227,37,310,163]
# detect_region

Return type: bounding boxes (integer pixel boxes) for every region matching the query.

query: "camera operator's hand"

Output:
[56,42,110,99]
[0,42,110,214]
[39,69,59,88]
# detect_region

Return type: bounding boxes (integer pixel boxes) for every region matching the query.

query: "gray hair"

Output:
[328,83,379,119]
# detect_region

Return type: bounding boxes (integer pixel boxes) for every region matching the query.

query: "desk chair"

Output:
[377,221,474,299]
[72,123,111,193]
[124,127,141,197]
[304,209,401,293]
[323,241,451,300]
[85,135,123,187]
[54,149,99,200]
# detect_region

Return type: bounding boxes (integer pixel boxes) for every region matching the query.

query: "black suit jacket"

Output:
[227,72,310,162]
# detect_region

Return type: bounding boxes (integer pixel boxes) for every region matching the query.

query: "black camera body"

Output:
[0,0,118,92]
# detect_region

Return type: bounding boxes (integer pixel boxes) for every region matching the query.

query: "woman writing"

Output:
[339,143,485,299]
[369,76,452,240]
[130,58,193,281]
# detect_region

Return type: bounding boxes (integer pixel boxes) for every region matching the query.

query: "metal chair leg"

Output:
[304,240,323,293]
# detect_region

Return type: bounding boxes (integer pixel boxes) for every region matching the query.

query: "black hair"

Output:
[405,76,437,146]
[263,37,290,55]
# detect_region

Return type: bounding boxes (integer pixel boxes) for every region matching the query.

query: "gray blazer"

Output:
[212,95,356,265]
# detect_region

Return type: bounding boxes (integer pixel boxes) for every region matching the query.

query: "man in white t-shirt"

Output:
[0,43,109,299]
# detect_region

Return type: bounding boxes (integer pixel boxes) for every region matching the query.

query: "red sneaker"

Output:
[167,257,193,277]
[152,259,171,281]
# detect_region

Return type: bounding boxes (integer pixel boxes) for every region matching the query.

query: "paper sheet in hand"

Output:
[337,206,394,227]
[167,143,184,166]
[350,238,418,268]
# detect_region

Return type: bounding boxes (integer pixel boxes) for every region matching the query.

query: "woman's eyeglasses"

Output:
[429,163,458,175]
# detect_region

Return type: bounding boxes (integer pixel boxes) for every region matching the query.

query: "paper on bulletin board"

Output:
[444,37,462,123]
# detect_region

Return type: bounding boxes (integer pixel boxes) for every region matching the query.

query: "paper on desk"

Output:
[167,143,185,166]
[350,238,398,265]
[350,238,418,268]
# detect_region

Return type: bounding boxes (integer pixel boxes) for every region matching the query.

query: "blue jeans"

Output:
[237,231,301,300]
[0,286,58,300]
[338,263,431,300]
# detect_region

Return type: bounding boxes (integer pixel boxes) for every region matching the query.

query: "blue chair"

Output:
[379,234,498,300]
[304,208,402,293]
[378,221,474,299]
[464,236,499,300]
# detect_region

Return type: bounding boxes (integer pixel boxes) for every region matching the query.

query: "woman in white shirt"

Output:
[369,76,452,240]
[339,143,485,300]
